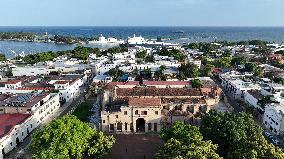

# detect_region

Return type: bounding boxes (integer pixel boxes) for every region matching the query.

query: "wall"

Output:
[101,106,162,133]
[263,106,282,135]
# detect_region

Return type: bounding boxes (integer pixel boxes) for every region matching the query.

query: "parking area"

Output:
[105,134,163,159]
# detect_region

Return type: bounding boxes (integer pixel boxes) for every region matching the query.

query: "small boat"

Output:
[172,31,184,34]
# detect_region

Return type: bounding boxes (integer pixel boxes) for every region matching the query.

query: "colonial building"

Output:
[101,97,162,133]
[100,81,222,133]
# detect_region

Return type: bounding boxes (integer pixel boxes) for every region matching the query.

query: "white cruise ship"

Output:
[127,34,179,47]
[127,34,147,45]
[89,34,124,44]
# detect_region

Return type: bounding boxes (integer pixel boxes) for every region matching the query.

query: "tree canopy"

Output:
[157,47,186,62]
[135,50,147,59]
[201,110,284,159]
[231,56,248,66]
[200,64,214,77]
[145,54,155,63]
[0,32,36,41]
[0,54,6,61]
[90,82,97,95]
[178,63,200,79]
[107,67,124,82]
[219,56,232,68]
[19,45,127,64]
[156,121,222,159]
[191,79,202,88]
[31,115,115,159]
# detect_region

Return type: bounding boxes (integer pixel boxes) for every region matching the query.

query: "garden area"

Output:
[72,100,94,122]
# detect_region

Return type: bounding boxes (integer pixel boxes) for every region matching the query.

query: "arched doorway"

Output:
[136,118,145,132]
[117,122,123,132]
[16,137,20,145]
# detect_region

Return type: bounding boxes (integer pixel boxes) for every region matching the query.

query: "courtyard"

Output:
[105,134,163,159]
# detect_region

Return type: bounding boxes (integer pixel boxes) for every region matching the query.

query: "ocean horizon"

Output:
[1,26,284,58]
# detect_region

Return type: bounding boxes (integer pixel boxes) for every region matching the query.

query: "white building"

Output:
[245,89,263,110]
[127,34,146,45]
[263,103,284,135]
[0,74,86,104]
[0,114,34,158]
[0,93,60,158]
[221,71,261,100]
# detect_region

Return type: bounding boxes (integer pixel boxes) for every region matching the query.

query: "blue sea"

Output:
[1,26,284,58]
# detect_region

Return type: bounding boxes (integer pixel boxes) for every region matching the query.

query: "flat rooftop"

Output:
[0,93,49,108]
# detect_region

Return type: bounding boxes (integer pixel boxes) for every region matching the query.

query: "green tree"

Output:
[221,49,231,57]
[244,62,257,72]
[145,55,155,62]
[0,54,6,61]
[254,66,264,77]
[159,65,167,72]
[156,122,222,159]
[200,64,214,76]
[31,115,115,159]
[108,67,124,82]
[231,56,248,66]
[201,110,284,159]
[178,63,200,78]
[135,50,147,59]
[90,83,97,94]
[88,132,116,158]
[72,46,91,60]
[31,115,95,158]
[191,79,202,88]
[157,48,186,62]
[219,56,232,68]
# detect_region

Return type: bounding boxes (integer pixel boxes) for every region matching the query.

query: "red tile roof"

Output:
[0,80,21,85]
[110,81,139,86]
[69,78,80,85]
[104,81,139,90]
[143,81,191,86]
[0,114,31,138]
[116,88,202,97]
[247,89,263,100]
[54,80,70,84]
[213,68,222,74]
[16,87,54,90]
[128,98,161,107]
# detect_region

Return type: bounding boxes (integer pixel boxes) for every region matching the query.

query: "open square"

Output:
[105,134,163,159]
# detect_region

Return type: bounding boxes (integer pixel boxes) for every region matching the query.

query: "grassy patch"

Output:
[72,100,93,122]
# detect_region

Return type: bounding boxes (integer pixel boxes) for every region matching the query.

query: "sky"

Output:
[0,0,283,26]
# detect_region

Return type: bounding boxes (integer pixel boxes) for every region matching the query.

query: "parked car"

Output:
[272,138,281,146]
[264,132,274,139]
